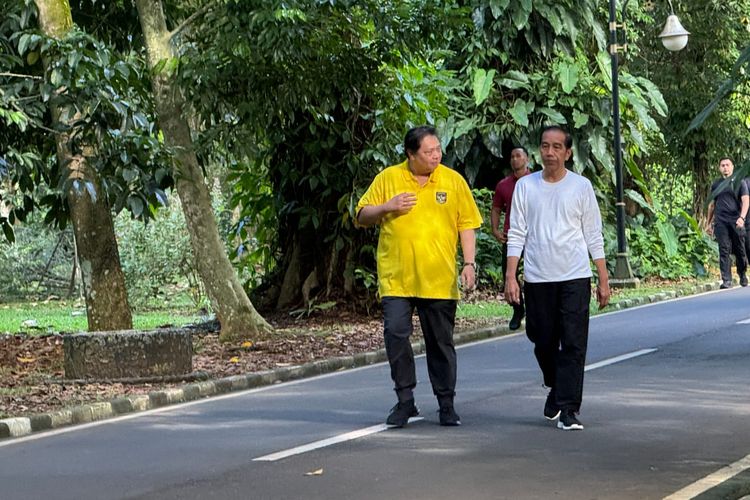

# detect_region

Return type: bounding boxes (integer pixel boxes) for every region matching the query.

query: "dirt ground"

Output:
[0,309,500,419]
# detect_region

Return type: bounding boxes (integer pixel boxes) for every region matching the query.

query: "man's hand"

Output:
[737,217,745,229]
[504,276,521,305]
[384,192,417,216]
[596,281,610,309]
[492,230,507,244]
[706,224,714,237]
[460,265,475,291]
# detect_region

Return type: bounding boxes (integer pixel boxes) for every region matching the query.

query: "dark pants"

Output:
[382,297,457,406]
[524,278,591,412]
[714,220,747,284]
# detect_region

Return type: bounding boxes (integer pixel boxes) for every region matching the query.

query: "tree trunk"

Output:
[35,0,133,331]
[134,0,272,342]
[692,140,711,229]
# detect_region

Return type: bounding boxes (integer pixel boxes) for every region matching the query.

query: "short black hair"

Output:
[540,125,572,150]
[404,126,439,156]
[511,145,529,156]
[719,156,734,164]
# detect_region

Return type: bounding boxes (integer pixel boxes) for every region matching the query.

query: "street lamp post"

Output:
[607,0,689,288]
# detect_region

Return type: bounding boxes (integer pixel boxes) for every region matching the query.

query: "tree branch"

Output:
[170,1,218,40]
[0,72,43,80]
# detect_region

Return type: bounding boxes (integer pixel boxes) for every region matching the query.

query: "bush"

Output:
[115,199,200,309]
[472,188,504,289]
[0,218,77,301]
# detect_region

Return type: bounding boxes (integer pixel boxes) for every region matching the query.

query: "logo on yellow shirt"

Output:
[436,192,447,204]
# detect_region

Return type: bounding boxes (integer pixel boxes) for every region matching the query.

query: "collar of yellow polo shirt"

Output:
[356,160,482,300]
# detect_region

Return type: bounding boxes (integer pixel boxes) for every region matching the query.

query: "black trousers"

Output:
[524,278,591,412]
[382,297,457,405]
[714,220,747,283]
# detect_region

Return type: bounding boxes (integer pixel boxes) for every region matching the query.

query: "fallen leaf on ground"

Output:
[305,468,324,476]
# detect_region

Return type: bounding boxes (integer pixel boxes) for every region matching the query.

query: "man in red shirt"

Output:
[491,146,531,329]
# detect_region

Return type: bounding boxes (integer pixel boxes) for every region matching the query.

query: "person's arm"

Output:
[738,194,749,229]
[357,192,417,227]
[459,229,477,290]
[491,206,506,243]
[706,200,715,236]
[593,258,610,309]
[503,256,521,305]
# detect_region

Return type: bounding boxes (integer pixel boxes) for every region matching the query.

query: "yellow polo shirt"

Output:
[357,161,482,300]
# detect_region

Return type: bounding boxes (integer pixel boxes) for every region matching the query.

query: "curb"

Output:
[0,281,721,440]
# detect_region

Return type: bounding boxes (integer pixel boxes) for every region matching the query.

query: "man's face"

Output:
[719,159,734,178]
[540,129,571,170]
[510,148,528,174]
[408,134,442,175]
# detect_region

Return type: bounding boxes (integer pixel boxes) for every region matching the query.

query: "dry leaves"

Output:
[0,310,499,419]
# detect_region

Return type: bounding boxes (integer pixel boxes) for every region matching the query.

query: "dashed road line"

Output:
[254,349,659,462]
[252,417,424,462]
[585,348,658,371]
[663,453,750,499]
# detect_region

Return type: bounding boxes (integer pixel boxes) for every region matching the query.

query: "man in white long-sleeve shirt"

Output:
[504,125,610,431]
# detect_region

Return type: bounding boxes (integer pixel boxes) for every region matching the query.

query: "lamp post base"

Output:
[611,252,640,289]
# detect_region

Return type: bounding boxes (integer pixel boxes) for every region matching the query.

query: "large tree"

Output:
[133,0,272,341]
[33,0,132,330]
[178,0,460,310]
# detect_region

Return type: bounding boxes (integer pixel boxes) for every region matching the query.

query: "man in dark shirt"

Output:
[707,157,749,288]
[491,146,531,330]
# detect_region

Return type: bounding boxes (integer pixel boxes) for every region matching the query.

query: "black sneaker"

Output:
[720,282,732,289]
[439,405,461,426]
[544,389,560,421]
[509,305,525,331]
[386,400,419,428]
[741,274,748,287]
[557,409,584,431]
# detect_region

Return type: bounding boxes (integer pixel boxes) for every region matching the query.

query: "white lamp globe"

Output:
[659,14,690,51]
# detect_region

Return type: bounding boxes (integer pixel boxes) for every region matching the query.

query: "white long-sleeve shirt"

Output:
[507,170,605,283]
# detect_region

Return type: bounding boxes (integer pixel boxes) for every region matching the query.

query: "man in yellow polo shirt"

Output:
[357,125,482,427]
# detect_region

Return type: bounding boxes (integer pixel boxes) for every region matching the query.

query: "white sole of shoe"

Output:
[545,410,561,421]
[557,421,584,430]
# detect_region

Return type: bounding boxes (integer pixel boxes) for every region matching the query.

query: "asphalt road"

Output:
[1,287,749,500]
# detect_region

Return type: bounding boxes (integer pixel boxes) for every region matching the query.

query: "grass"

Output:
[456,277,718,321]
[0,300,200,334]
[0,277,718,333]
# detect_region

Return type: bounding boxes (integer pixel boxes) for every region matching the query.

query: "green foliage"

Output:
[0,218,76,301]
[0,0,172,242]
[622,167,716,279]
[444,0,666,185]
[471,188,504,288]
[631,0,750,209]
[115,197,202,309]
[181,0,464,302]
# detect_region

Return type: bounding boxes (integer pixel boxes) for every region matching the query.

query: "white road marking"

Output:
[253,349,659,462]
[585,348,658,371]
[663,453,750,499]
[737,318,750,324]
[252,417,424,462]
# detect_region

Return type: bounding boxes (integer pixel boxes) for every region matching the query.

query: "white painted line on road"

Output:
[584,348,658,372]
[252,417,424,462]
[737,318,750,324]
[663,453,750,500]
[251,348,660,463]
